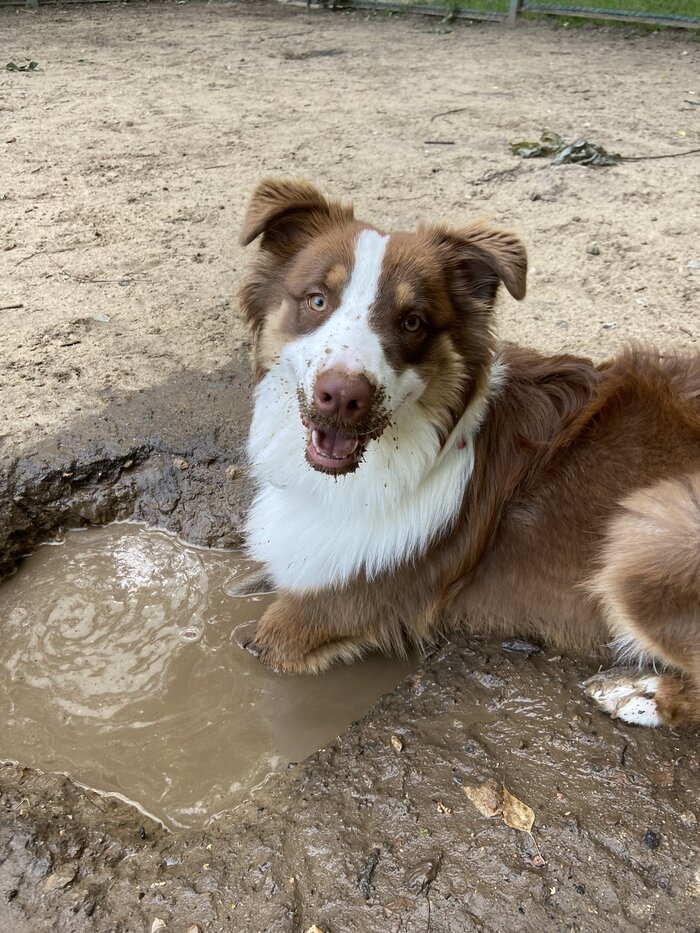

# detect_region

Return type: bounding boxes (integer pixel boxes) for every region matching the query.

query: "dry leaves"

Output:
[502,785,535,833]
[463,781,545,866]
[463,779,502,818]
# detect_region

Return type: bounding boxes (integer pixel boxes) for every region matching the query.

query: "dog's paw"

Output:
[583,669,662,727]
[234,619,309,673]
[235,621,268,661]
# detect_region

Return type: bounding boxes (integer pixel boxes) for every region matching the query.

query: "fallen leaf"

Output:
[502,785,535,833]
[463,779,502,818]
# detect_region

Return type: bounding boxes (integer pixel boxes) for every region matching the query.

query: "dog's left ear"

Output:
[429,222,527,306]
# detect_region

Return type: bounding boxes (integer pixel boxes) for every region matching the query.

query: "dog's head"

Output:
[239,178,526,477]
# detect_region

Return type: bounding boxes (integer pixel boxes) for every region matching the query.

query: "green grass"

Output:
[524,0,698,18]
[357,0,699,22]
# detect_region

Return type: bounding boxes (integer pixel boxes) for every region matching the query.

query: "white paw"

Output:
[583,670,662,727]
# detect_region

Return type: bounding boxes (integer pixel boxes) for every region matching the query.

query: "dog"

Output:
[236,177,700,730]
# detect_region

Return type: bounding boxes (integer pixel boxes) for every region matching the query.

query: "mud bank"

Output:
[0,363,253,577]
[2,639,699,933]
[2,0,699,930]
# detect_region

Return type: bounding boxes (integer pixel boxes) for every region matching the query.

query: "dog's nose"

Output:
[313,369,375,424]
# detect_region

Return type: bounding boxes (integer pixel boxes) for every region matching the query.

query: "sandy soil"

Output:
[1,2,699,931]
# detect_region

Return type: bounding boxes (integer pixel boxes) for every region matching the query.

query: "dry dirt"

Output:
[1,2,699,931]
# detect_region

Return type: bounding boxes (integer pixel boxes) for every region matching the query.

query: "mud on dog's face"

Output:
[239,178,527,476]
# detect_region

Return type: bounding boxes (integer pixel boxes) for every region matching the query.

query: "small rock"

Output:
[44,862,78,890]
[225,463,240,481]
[586,241,600,255]
[173,457,189,471]
[680,810,698,828]
[531,853,547,868]
[185,926,203,933]
[390,734,404,752]
[687,259,700,271]
[502,638,541,656]
[151,920,167,933]
[644,829,660,850]
[305,926,326,933]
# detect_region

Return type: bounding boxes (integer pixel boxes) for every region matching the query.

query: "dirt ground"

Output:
[1,1,699,931]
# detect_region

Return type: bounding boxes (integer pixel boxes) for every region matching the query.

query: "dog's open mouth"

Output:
[301,416,388,475]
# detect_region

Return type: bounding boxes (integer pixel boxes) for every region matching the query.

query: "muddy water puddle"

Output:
[0,524,415,829]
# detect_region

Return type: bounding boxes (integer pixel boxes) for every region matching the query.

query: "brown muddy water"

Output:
[0,524,415,830]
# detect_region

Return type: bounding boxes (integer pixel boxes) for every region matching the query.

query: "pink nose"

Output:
[313,369,375,424]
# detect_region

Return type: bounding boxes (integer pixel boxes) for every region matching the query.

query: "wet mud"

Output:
[0,525,414,829]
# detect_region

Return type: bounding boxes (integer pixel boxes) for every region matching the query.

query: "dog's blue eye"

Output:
[307,293,327,312]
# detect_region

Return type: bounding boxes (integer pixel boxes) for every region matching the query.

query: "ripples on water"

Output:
[0,524,415,828]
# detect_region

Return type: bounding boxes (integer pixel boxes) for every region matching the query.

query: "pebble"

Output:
[687,259,700,271]
[680,810,698,828]
[173,457,189,471]
[225,463,240,481]
[390,734,404,752]
[151,920,167,933]
[185,926,203,933]
[44,862,78,890]
[502,638,541,656]
[586,241,600,255]
[644,829,661,850]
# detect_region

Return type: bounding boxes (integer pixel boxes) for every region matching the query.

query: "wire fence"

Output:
[0,0,697,28]
[331,0,700,29]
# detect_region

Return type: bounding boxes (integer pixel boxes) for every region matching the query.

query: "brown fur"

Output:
[238,179,700,729]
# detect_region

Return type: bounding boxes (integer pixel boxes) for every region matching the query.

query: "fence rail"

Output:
[334,0,700,29]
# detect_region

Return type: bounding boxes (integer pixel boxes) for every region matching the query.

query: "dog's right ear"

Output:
[240,178,354,257]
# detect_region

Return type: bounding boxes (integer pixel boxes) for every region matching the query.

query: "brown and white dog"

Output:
[237,178,700,730]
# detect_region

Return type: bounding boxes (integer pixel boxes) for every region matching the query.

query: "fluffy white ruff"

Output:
[245,363,501,593]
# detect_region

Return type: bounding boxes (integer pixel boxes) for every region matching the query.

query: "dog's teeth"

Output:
[311,429,320,452]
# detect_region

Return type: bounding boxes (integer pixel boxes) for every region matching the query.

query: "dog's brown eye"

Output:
[402,314,423,333]
[307,293,327,313]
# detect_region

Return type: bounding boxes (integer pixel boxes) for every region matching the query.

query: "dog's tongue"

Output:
[313,427,359,459]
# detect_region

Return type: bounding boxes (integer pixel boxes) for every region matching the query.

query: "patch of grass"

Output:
[526,0,697,15]
[352,0,699,23]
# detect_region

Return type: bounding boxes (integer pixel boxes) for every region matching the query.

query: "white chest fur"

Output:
[245,363,500,593]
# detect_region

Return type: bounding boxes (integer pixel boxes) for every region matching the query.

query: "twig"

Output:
[424,139,455,146]
[684,100,700,106]
[0,303,23,311]
[15,242,94,267]
[45,254,148,286]
[471,164,523,185]
[429,106,469,123]
[621,146,700,162]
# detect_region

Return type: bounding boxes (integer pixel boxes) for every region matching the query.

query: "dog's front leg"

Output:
[236,591,397,675]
